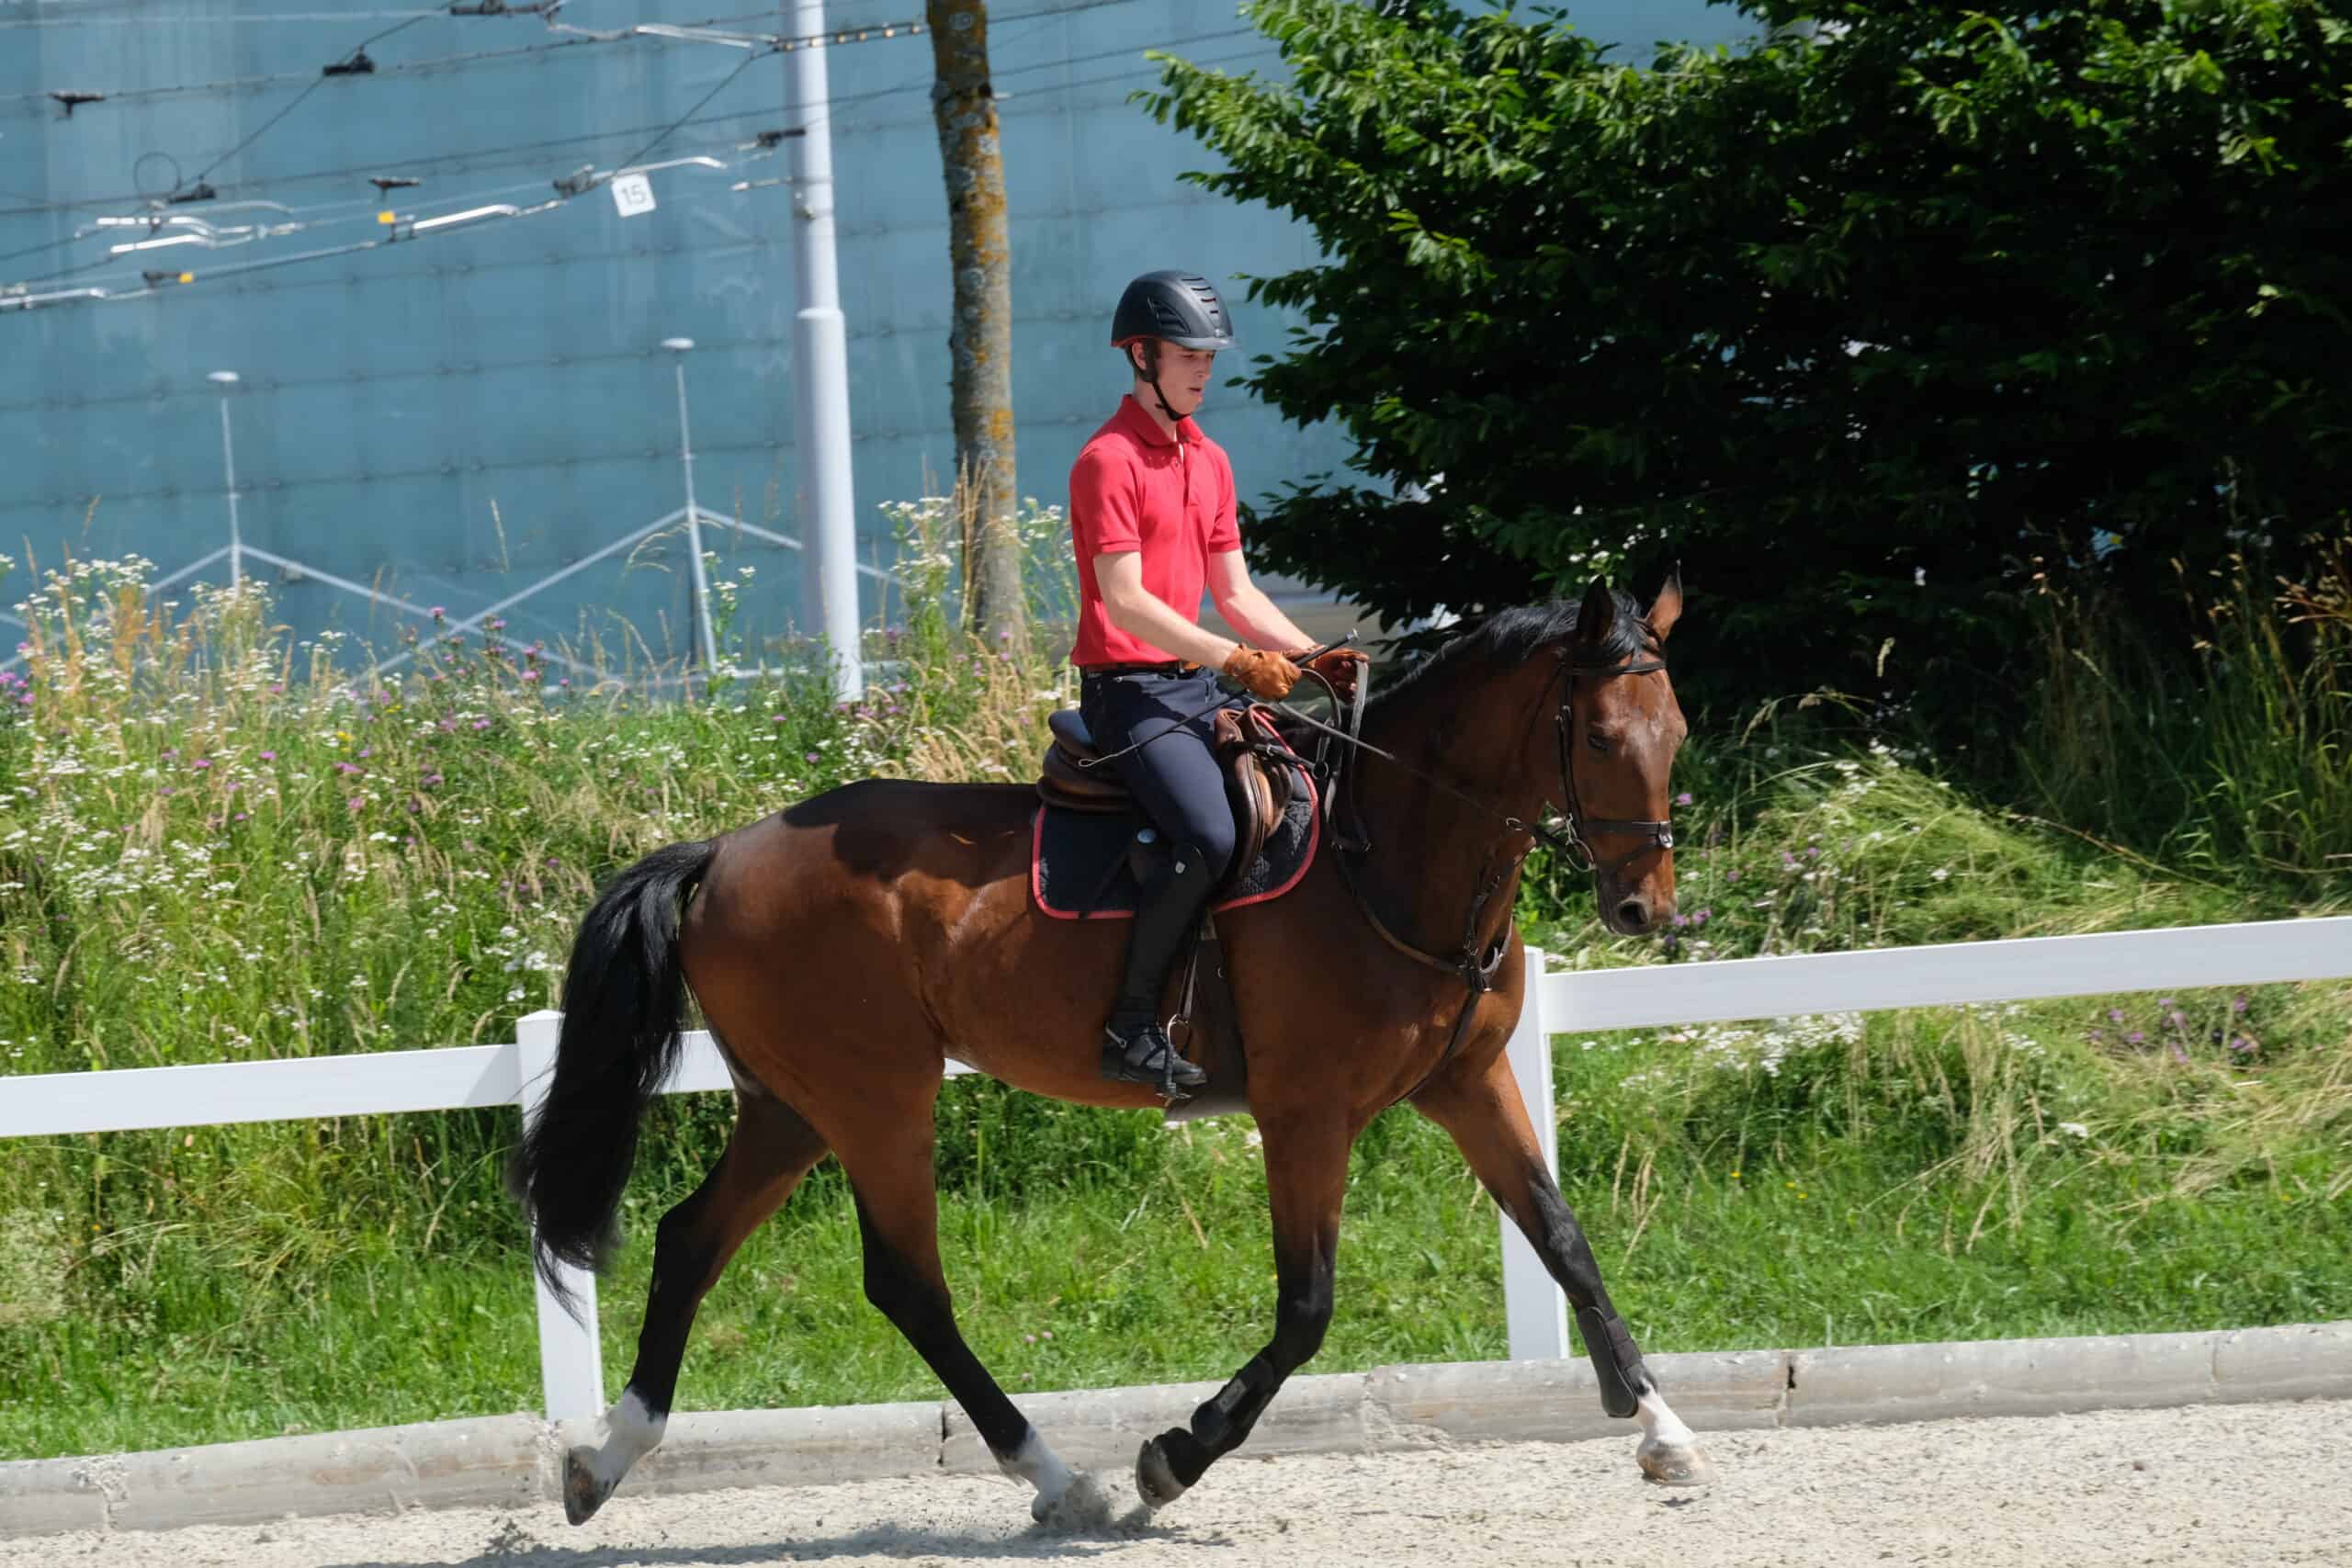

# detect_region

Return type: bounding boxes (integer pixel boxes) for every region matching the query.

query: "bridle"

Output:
[1539,649,1677,878]
[1280,640,1679,886]
[1282,637,1679,1107]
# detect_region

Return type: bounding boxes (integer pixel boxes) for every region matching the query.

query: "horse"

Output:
[510,573,1709,1527]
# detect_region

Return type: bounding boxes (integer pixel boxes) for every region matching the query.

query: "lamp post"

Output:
[662,336,722,678]
[206,371,243,588]
[783,0,863,700]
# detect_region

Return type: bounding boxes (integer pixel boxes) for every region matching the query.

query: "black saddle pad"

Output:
[1030,761,1320,921]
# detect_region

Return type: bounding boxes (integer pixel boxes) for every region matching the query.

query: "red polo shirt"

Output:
[1067,394,1241,667]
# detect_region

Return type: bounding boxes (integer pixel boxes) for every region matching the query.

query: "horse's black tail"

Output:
[507,838,717,1319]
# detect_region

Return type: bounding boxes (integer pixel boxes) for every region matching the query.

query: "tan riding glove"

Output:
[1300,647,1370,701]
[1223,647,1302,701]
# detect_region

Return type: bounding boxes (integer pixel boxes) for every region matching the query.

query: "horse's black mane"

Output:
[1363,591,1650,716]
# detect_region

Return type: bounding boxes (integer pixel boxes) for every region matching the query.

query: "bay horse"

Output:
[511,574,1711,1526]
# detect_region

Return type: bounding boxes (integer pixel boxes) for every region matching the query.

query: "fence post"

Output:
[1500,947,1571,1361]
[515,1010,606,1422]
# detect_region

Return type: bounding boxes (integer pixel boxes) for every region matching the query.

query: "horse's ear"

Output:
[1576,577,1617,648]
[1647,567,1684,644]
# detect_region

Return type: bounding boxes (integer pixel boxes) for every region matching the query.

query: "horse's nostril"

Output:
[1615,898,1648,931]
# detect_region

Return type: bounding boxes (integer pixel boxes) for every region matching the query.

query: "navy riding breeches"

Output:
[1077,666,1239,883]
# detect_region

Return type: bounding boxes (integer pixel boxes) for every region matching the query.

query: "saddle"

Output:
[1030,704,1320,1122]
[1036,705,1295,895]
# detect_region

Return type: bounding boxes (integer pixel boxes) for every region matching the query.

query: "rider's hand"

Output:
[1300,647,1370,699]
[1223,647,1302,701]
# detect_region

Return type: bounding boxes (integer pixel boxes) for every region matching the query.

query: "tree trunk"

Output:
[926,0,1024,644]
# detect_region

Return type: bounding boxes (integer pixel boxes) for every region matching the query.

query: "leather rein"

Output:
[1278,643,1675,1102]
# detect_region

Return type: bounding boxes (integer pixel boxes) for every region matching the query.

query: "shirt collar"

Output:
[1115,392,1196,449]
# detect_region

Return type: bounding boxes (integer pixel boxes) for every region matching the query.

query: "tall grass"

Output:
[2018,535,2352,894]
[0,532,2346,1461]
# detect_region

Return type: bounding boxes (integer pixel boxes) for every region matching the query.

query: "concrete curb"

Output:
[6,1320,2346,1538]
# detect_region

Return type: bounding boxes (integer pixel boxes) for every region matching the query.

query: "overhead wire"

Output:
[0,0,1141,110]
[186,14,435,187]
[4,22,1277,307]
[2,8,1239,221]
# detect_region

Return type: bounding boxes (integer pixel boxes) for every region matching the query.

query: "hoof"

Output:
[1636,1435,1716,1487]
[1032,1470,1116,1530]
[1135,1438,1189,1511]
[562,1448,615,1526]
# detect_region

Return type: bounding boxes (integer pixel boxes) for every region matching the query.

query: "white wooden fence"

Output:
[3,915,2346,1423]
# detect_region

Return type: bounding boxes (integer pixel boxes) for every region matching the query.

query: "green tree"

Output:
[1142,0,2352,722]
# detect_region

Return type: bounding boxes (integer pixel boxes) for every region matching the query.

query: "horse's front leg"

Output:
[1415,1050,1714,1485]
[1136,1111,1348,1510]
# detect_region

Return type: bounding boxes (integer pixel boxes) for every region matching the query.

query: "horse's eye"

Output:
[1586,732,1611,755]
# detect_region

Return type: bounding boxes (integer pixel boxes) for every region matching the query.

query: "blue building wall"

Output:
[0,0,1752,668]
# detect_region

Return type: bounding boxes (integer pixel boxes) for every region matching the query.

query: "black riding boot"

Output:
[1102,840,1215,1097]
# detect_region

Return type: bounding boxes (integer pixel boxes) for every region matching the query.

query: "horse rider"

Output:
[1069,269,1366,1091]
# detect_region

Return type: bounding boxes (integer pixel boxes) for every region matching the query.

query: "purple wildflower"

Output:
[1674,792,1693,807]
[192,759,212,771]
[260,750,277,761]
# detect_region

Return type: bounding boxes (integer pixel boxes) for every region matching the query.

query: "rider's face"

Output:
[1136,344,1217,417]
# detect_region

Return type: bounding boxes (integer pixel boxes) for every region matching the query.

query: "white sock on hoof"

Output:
[1634,1387,1697,1452]
[1000,1428,1075,1508]
[586,1389,668,1492]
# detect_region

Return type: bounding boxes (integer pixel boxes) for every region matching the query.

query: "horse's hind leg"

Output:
[834,1102,1093,1525]
[1136,1111,1349,1510]
[564,1090,830,1525]
[1415,1051,1713,1485]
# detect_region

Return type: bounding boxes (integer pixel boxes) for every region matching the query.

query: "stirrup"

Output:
[1101,1021,1208,1100]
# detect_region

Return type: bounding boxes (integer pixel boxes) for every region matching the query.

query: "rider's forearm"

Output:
[1214,584,1315,655]
[1101,581,1243,670]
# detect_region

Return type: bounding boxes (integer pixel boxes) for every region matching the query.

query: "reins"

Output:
[1058,631,1677,1107]
[1287,641,1677,1107]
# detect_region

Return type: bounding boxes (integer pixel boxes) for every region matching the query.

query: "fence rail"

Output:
[4,916,2347,1423]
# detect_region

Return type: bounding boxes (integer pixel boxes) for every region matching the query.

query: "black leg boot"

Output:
[1102,840,1215,1097]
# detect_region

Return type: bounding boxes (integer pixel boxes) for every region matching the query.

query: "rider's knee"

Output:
[1182,821,1238,884]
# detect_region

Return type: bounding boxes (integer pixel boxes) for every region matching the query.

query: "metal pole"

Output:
[785,0,864,701]
[664,338,721,676]
[208,371,243,588]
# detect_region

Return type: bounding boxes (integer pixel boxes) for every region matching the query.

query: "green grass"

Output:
[0,545,2346,1461]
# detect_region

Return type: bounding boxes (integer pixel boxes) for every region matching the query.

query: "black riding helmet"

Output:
[1111,271,1237,433]
[1110,270,1238,353]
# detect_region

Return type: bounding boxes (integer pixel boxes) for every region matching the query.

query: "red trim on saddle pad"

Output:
[1030,708,1321,921]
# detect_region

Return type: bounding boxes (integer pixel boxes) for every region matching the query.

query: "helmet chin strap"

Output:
[1134,341,1186,442]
